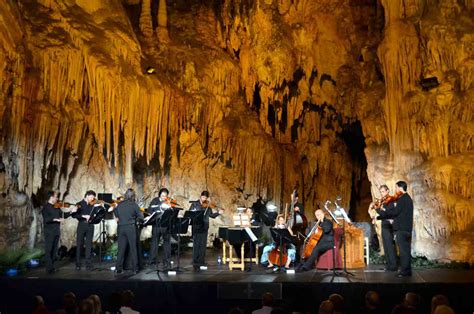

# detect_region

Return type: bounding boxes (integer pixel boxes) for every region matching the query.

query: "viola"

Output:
[54,202,76,209]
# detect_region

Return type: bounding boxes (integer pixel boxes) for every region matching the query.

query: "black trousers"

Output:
[44,227,60,272]
[382,222,397,270]
[150,225,171,265]
[116,224,137,271]
[76,222,94,266]
[302,241,333,270]
[395,230,412,274]
[193,231,207,266]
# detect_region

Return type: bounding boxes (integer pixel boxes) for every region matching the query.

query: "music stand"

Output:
[167,208,188,273]
[334,205,354,277]
[270,228,294,272]
[89,204,107,265]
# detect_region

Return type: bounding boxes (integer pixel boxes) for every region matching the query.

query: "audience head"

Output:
[228,307,244,314]
[62,292,76,314]
[270,308,286,314]
[88,294,101,314]
[262,292,274,307]
[319,300,334,314]
[403,292,421,309]
[431,295,450,314]
[433,305,455,314]
[121,290,135,308]
[365,291,381,310]
[77,299,94,314]
[391,304,415,314]
[329,293,344,313]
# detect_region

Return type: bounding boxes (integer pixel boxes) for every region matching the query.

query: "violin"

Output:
[54,202,75,209]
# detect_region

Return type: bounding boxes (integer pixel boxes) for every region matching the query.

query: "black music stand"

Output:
[167,210,192,273]
[270,228,294,272]
[335,206,355,277]
[89,204,107,265]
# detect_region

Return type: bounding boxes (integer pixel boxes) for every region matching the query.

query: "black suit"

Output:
[73,200,95,268]
[377,193,414,275]
[115,199,144,272]
[302,218,334,270]
[42,203,72,273]
[147,197,171,266]
[189,201,219,266]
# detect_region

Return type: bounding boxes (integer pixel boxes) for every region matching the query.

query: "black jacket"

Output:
[42,203,72,232]
[72,200,94,223]
[318,218,334,245]
[376,193,413,232]
[189,201,219,233]
[115,200,144,226]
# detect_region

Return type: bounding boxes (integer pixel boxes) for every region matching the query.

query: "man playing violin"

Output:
[297,209,334,272]
[373,184,398,272]
[189,190,223,271]
[147,187,172,269]
[42,191,77,274]
[72,190,97,271]
[260,215,296,269]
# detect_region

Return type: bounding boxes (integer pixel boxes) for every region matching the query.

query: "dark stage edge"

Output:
[1,250,473,314]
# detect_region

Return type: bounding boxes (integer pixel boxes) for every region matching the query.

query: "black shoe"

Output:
[115,269,123,274]
[396,272,412,277]
[193,265,200,272]
[383,267,397,272]
[75,265,81,271]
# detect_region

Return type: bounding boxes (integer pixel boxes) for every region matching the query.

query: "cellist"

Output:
[260,215,296,269]
[297,209,334,272]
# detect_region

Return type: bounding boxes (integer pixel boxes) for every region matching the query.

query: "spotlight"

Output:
[145,66,156,74]
[28,259,40,268]
[6,268,18,277]
[419,77,439,91]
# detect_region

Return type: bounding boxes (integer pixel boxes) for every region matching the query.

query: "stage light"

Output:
[419,77,439,91]
[103,255,113,261]
[145,66,156,74]
[110,266,116,271]
[6,268,18,277]
[266,204,277,212]
[28,259,40,268]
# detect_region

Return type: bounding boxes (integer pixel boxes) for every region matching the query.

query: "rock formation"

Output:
[0,0,472,263]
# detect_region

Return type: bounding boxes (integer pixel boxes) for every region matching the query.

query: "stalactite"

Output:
[139,0,153,38]
[156,0,170,42]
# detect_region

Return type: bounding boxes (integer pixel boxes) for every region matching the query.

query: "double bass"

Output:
[287,188,308,245]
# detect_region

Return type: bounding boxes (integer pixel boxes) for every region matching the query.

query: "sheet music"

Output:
[244,227,258,242]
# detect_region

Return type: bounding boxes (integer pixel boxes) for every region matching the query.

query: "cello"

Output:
[267,213,292,268]
[302,220,323,259]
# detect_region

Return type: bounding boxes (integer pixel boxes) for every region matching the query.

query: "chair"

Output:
[316,227,343,270]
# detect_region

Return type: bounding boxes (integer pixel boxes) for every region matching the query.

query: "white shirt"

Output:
[252,306,273,314]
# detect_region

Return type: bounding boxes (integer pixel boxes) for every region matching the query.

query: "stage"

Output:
[1,249,473,313]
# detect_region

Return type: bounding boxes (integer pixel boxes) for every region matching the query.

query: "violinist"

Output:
[147,187,172,269]
[72,190,97,271]
[376,181,414,277]
[41,191,77,274]
[372,185,397,272]
[189,191,223,271]
[297,209,333,272]
[260,215,296,269]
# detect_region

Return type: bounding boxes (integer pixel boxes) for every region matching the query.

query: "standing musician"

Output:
[147,187,172,269]
[189,191,223,271]
[297,209,334,272]
[73,190,96,271]
[260,215,296,269]
[114,188,144,274]
[371,185,398,272]
[41,191,77,274]
[376,181,414,277]
[289,191,308,261]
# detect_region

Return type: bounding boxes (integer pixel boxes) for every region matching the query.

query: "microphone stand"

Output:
[332,201,354,277]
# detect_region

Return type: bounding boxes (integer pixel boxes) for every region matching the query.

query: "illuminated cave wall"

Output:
[0,0,472,262]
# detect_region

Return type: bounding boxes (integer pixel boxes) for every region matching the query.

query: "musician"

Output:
[374,185,397,272]
[73,190,96,271]
[114,188,144,274]
[234,207,259,259]
[189,191,222,271]
[260,215,296,269]
[41,191,77,274]
[297,209,334,272]
[376,181,414,277]
[291,192,305,215]
[368,187,385,256]
[147,188,172,269]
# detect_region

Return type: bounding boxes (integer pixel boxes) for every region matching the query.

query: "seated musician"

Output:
[234,208,259,259]
[260,215,296,269]
[297,209,334,272]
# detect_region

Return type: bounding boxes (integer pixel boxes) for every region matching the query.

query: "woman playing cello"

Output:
[260,215,296,269]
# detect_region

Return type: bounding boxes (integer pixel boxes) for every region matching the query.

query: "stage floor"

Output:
[2,249,473,313]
